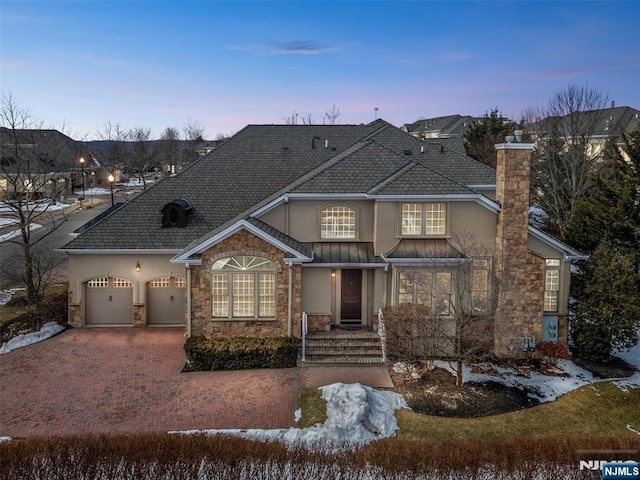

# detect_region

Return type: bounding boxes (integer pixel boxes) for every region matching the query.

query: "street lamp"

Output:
[108,174,115,206]
[79,157,85,208]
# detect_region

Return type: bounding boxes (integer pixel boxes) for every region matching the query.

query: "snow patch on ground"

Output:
[171,383,408,449]
[0,223,42,242]
[0,288,25,306]
[430,359,639,402]
[0,322,65,354]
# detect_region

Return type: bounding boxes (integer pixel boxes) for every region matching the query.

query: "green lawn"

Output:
[298,380,640,440]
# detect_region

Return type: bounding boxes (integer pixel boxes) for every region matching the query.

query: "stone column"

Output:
[493,143,544,357]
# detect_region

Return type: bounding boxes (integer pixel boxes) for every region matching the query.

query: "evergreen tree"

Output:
[464,108,516,169]
[568,125,640,362]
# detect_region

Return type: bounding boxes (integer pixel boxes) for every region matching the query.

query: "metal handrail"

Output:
[301,312,308,362]
[378,308,386,362]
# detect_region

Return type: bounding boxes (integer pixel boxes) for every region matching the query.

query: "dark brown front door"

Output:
[341,269,362,322]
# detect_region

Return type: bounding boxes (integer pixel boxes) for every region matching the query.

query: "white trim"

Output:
[528,226,588,261]
[467,184,496,190]
[250,193,501,218]
[57,249,181,255]
[171,219,313,264]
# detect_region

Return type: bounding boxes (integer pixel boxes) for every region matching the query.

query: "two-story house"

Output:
[60,120,585,357]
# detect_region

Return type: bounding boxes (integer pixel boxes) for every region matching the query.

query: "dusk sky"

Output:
[2,1,639,140]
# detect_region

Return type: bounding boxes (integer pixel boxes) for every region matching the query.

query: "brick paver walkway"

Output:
[299,365,394,389]
[0,328,297,438]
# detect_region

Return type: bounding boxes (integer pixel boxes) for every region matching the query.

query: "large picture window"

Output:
[397,270,451,315]
[211,256,276,318]
[320,206,356,239]
[401,203,447,236]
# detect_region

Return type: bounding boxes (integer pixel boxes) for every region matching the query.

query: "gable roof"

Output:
[402,115,482,138]
[61,120,497,253]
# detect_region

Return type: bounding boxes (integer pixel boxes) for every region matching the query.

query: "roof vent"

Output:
[403,149,413,155]
[312,136,321,148]
[161,198,192,228]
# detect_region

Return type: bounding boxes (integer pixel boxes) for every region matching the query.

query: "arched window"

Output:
[211,256,276,318]
[320,206,356,239]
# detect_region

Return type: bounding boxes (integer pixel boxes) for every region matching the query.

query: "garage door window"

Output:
[211,256,276,319]
[113,277,133,288]
[150,278,171,288]
[88,277,108,288]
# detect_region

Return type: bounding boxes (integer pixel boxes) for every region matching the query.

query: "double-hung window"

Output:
[211,256,276,318]
[320,206,356,239]
[401,203,447,235]
[544,259,560,312]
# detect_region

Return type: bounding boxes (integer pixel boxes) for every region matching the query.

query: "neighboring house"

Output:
[60,120,585,357]
[530,105,640,161]
[0,128,118,200]
[402,115,482,139]
[0,128,79,200]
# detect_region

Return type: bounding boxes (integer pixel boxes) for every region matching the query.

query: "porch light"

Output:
[135,261,141,272]
[331,271,336,278]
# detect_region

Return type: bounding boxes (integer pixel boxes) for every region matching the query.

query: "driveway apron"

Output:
[0,328,297,438]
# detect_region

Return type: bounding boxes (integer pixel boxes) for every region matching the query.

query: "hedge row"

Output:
[184,336,300,371]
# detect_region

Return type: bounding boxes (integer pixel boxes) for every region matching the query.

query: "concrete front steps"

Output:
[299,330,384,365]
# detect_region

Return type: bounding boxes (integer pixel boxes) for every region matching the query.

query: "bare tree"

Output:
[283,111,299,125]
[182,118,205,163]
[155,127,181,174]
[0,93,75,305]
[283,111,314,125]
[383,233,494,386]
[95,121,131,171]
[524,83,609,239]
[129,127,154,189]
[324,105,342,125]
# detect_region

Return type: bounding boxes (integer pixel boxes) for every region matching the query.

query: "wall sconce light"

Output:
[331,271,336,278]
[135,261,141,272]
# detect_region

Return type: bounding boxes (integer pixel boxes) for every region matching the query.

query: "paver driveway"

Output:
[0,328,297,438]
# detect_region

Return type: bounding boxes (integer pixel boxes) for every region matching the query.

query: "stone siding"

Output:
[133,304,146,327]
[494,145,545,357]
[189,230,302,338]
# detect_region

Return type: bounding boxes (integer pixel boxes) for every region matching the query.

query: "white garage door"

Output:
[147,276,186,325]
[85,277,133,325]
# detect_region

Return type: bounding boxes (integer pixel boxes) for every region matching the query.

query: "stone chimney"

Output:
[493,142,545,357]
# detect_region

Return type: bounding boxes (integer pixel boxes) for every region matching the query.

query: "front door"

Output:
[341,269,362,323]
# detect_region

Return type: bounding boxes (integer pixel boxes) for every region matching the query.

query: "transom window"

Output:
[401,203,447,236]
[397,270,451,316]
[320,206,356,239]
[211,256,276,318]
[544,259,560,312]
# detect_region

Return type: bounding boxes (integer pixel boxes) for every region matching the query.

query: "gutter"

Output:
[186,263,192,338]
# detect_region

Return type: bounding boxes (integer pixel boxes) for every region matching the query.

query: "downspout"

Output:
[186,263,192,338]
[287,261,293,337]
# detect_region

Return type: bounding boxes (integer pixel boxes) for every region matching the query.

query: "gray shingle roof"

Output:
[62,120,496,252]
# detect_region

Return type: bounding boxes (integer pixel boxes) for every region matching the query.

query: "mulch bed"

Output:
[390,367,539,418]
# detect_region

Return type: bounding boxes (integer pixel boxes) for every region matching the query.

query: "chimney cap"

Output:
[495,143,534,151]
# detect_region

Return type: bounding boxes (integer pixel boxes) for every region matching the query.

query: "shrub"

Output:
[184,336,300,371]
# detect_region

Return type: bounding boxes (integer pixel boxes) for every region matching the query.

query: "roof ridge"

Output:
[367,161,416,194]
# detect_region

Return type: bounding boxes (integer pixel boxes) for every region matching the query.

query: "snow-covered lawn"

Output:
[74,187,114,196]
[0,322,65,355]
[172,383,408,449]
[0,222,42,242]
